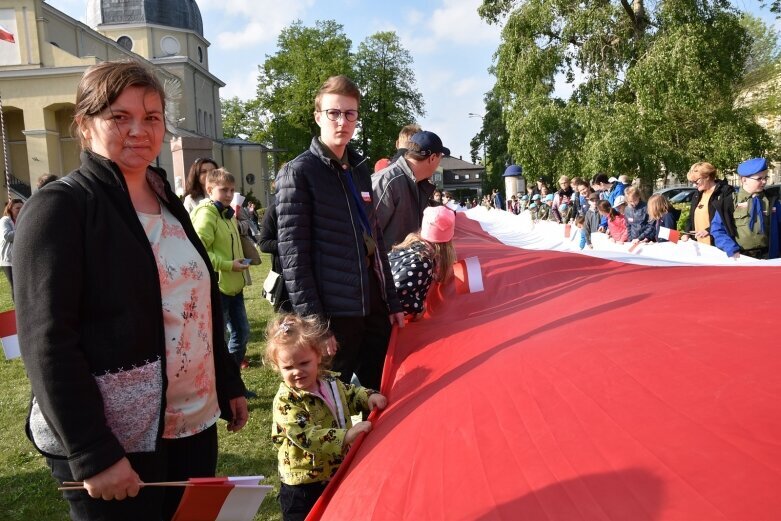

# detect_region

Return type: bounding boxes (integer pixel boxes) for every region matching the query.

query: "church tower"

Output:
[85,0,223,140]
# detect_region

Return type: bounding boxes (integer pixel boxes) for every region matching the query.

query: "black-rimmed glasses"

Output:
[318,109,360,122]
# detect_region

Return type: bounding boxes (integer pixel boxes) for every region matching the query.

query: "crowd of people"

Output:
[487,162,780,260]
[9,58,781,521]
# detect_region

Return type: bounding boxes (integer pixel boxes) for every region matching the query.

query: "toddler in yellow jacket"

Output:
[266,314,387,521]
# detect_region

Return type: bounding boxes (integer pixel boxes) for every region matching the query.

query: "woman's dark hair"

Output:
[3,198,23,219]
[185,157,219,198]
[73,60,166,149]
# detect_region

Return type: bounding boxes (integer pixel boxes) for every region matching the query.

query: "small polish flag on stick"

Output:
[657,226,680,243]
[0,23,15,44]
[172,476,272,521]
[453,256,484,294]
[0,309,19,360]
[231,192,245,217]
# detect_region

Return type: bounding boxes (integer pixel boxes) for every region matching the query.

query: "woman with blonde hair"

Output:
[683,161,735,245]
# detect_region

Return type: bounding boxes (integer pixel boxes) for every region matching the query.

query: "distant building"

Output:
[0,0,271,203]
[439,155,484,197]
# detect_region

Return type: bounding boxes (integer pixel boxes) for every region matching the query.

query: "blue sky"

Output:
[50,0,776,161]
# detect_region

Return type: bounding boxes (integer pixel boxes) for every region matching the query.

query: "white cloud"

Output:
[452,76,484,97]
[220,67,260,101]
[396,0,500,56]
[428,0,501,46]
[199,0,315,49]
[406,9,425,26]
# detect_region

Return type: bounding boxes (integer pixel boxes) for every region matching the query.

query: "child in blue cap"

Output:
[538,193,553,220]
[710,157,781,259]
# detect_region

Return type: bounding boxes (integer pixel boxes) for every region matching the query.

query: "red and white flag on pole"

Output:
[172,476,272,521]
[453,256,484,294]
[0,309,19,360]
[0,23,15,44]
[657,226,680,243]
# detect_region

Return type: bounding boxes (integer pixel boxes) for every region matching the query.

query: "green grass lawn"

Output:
[0,257,284,520]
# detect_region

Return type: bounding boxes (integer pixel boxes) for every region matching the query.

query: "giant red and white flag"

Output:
[309,212,781,521]
[0,23,14,44]
[172,476,271,521]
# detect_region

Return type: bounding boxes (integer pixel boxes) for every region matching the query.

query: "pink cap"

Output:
[421,205,455,243]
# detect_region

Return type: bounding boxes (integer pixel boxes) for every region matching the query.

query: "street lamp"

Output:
[467,113,487,168]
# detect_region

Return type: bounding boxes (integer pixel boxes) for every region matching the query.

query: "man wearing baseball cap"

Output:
[372,130,450,248]
[711,157,781,259]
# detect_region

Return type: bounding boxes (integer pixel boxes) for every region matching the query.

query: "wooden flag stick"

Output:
[58,481,192,491]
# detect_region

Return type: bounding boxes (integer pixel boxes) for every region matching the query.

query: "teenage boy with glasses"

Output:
[711,157,781,259]
[274,75,404,395]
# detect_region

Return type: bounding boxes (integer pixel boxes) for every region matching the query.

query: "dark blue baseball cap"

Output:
[409,131,450,157]
[737,157,768,177]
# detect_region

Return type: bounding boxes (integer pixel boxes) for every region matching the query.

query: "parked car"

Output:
[669,189,697,204]
[654,186,695,200]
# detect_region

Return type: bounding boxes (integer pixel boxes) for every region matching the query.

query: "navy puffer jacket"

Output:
[276,138,401,318]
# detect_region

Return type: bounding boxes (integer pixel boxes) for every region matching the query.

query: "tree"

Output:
[470,86,511,191]
[256,20,354,162]
[741,13,780,75]
[762,1,781,15]
[353,32,425,162]
[479,0,772,185]
[220,96,263,140]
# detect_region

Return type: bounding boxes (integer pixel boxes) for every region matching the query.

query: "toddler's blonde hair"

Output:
[264,314,333,375]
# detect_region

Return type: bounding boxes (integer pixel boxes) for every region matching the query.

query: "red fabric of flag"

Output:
[309,213,781,521]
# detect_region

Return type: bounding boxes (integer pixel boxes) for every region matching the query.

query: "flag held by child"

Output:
[658,226,680,243]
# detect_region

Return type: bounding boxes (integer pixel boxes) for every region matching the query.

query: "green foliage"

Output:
[741,13,780,75]
[470,87,512,192]
[0,260,285,520]
[480,0,773,186]
[222,22,425,164]
[221,96,264,141]
[353,31,425,162]
[257,20,355,162]
[762,1,781,15]
[675,202,691,233]
[244,190,263,209]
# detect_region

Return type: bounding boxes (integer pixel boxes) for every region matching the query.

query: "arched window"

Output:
[117,36,133,51]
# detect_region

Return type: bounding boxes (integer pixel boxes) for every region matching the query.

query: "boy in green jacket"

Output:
[192,169,254,392]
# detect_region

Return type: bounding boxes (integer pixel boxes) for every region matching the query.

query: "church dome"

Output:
[86,0,204,37]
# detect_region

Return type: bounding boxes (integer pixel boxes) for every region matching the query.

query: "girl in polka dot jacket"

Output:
[388,205,457,318]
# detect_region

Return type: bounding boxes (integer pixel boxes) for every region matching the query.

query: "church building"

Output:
[0,0,270,203]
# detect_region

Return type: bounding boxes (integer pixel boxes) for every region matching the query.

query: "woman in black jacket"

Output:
[15,60,247,521]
